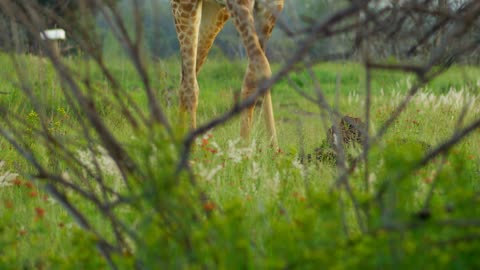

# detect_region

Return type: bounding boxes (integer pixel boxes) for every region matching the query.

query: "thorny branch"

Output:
[0,0,479,263]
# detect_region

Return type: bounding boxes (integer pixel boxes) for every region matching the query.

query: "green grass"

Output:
[1,53,480,268]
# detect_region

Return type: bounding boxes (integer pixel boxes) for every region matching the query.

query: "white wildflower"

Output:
[267,172,280,194]
[226,139,257,163]
[77,146,122,181]
[292,158,304,171]
[0,172,18,187]
[348,92,359,105]
[196,163,223,182]
[227,139,242,163]
[249,162,261,180]
[243,139,257,159]
[47,196,57,205]
[95,147,121,177]
[413,88,478,113]
[405,76,412,89]
[0,161,18,187]
[61,171,71,182]
[375,87,479,115]
[209,141,224,156]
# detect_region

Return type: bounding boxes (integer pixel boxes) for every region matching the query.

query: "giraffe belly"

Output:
[205,0,283,8]
[205,0,226,6]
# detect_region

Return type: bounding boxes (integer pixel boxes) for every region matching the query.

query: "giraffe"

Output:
[171,0,284,147]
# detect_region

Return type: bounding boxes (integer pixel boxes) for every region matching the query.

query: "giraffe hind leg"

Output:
[254,1,284,148]
[196,1,229,75]
[254,1,284,50]
[225,0,278,147]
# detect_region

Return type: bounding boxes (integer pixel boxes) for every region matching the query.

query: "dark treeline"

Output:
[101,0,341,62]
[1,0,479,64]
[0,0,343,61]
[0,0,106,53]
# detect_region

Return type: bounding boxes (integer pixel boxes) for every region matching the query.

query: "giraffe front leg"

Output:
[171,0,202,131]
[179,78,199,130]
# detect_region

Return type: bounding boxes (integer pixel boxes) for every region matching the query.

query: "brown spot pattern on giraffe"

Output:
[171,0,284,147]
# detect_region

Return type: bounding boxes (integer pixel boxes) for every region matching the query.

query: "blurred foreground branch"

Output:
[0,0,479,268]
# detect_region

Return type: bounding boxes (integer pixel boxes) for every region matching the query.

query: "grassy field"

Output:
[1,53,480,269]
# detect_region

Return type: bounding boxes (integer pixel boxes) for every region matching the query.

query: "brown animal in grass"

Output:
[300,116,366,164]
[327,116,366,148]
[303,116,431,165]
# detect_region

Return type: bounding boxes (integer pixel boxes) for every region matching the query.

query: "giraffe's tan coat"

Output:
[171,0,284,147]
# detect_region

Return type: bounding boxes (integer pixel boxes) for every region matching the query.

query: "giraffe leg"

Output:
[171,0,202,130]
[254,1,284,51]
[254,1,284,148]
[196,1,229,75]
[226,0,278,147]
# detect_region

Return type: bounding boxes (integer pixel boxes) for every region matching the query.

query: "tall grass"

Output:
[1,54,480,268]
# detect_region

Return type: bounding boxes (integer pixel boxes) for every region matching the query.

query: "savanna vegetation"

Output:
[0,0,480,269]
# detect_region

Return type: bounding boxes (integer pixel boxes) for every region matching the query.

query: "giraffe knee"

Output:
[251,57,272,82]
[180,94,198,112]
[179,79,199,109]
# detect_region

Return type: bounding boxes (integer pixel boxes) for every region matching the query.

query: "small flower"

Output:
[11,178,23,186]
[201,138,209,147]
[423,177,433,184]
[293,192,306,201]
[4,200,13,209]
[29,191,38,198]
[19,226,27,236]
[35,207,45,220]
[203,201,216,212]
[209,141,223,156]
[24,182,34,189]
[206,147,218,154]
